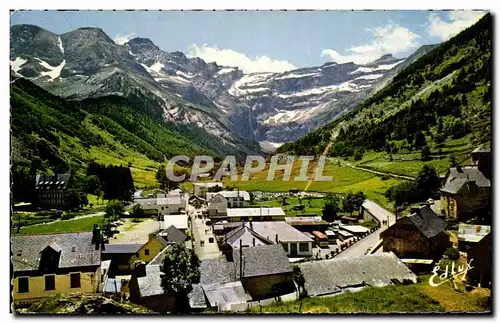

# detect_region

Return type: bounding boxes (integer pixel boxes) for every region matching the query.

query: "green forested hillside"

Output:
[10,78,214,195]
[279,14,491,165]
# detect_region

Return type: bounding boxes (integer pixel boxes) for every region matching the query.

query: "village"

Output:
[10,143,492,313]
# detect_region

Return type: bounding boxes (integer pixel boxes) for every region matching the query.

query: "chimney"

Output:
[456,165,463,172]
[249,221,253,229]
[133,261,147,278]
[275,234,279,244]
[253,237,255,246]
[92,225,101,250]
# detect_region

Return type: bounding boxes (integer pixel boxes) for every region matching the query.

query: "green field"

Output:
[13,215,105,235]
[223,160,400,211]
[254,197,325,217]
[249,275,490,314]
[335,135,476,179]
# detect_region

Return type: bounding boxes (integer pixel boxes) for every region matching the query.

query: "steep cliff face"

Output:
[11,24,435,153]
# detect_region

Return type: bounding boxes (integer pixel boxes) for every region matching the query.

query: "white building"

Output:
[135,194,184,216]
[212,207,286,222]
[163,214,189,232]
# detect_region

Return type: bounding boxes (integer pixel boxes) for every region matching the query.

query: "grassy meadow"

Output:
[248,275,490,314]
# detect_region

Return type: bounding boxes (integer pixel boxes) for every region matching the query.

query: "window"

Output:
[136,253,139,257]
[45,275,55,291]
[18,277,29,293]
[70,273,81,288]
[282,243,289,252]
[299,243,309,252]
[145,249,150,256]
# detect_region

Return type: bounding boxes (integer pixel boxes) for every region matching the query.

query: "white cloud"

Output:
[114,33,136,45]
[321,24,420,65]
[188,44,296,74]
[427,11,486,41]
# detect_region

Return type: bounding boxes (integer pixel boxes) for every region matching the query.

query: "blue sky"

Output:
[10,10,485,72]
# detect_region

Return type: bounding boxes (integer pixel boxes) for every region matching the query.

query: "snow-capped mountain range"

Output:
[10,24,435,153]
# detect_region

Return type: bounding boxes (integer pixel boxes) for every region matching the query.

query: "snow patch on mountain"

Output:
[216,67,236,76]
[57,37,64,54]
[10,57,27,74]
[350,60,404,74]
[228,73,274,96]
[275,72,320,80]
[354,73,384,80]
[277,81,361,99]
[35,58,66,81]
[259,140,284,153]
[176,70,194,79]
[263,102,329,124]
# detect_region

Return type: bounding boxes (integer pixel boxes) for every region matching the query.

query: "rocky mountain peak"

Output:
[371,54,397,65]
[127,37,159,53]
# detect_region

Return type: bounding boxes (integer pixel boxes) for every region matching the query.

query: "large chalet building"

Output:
[34,173,72,208]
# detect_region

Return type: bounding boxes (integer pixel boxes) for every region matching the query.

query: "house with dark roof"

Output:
[34,173,73,208]
[188,195,206,208]
[380,205,451,259]
[233,244,295,300]
[298,253,417,297]
[158,225,187,244]
[440,166,491,221]
[11,232,102,305]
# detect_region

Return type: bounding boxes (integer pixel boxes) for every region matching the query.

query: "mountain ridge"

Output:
[10,24,437,152]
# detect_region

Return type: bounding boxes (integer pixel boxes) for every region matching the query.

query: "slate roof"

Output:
[441,166,490,194]
[158,225,187,244]
[136,264,164,297]
[199,257,237,285]
[299,252,417,297]
[224,226,272,248]
[137,255,234,299]
[101,244,143,254]
[11,232,101,272]
[250,222,314,243]
[233,244,293,279]
[157,195,183,206]
[35,173,71,190]
[223,221,314,245]
[408,205,446,239]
